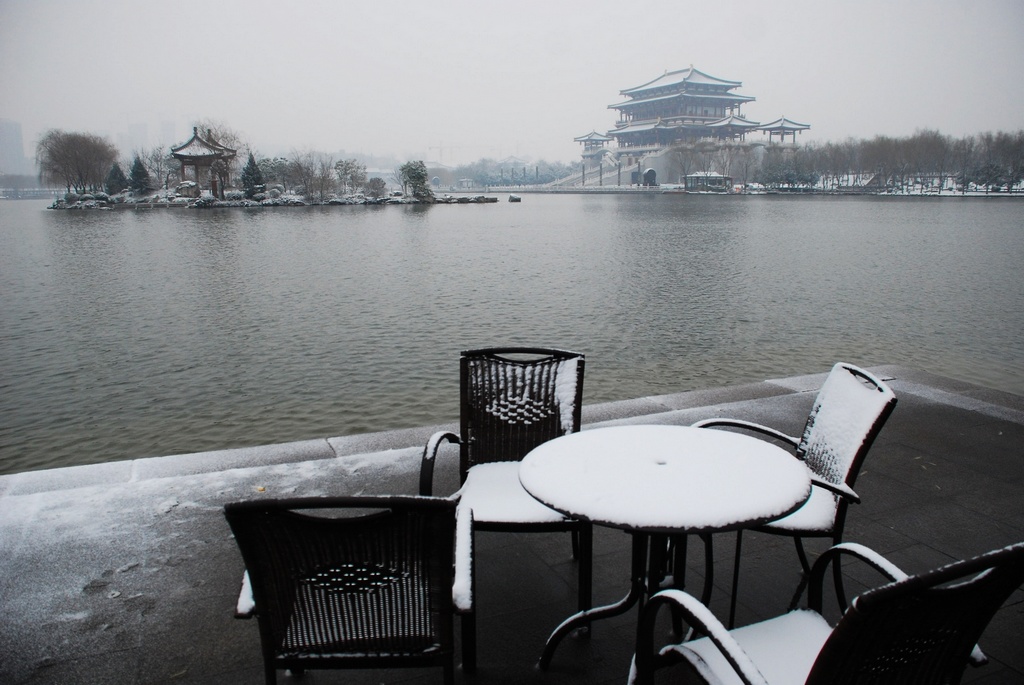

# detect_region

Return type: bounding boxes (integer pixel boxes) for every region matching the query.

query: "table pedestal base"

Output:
[538,531,715,670]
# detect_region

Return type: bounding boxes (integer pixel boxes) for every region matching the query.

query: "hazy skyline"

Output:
[2,0,1022,166]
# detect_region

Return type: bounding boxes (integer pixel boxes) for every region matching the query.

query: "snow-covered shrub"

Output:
[225,190,245,201]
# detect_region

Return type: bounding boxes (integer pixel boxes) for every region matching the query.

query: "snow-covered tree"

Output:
[398,160,434,202]
[363,177,387,198]
[104,162,128,194]
[128,155,153,194]
[241,152,265,198]
[334,159,367,195]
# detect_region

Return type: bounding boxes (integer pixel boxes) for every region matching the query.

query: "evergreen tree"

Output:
[128,156,153,194]
[398,160,434,202]
[363,177,387,199]
[104,163,129,195]
[241,152,265,198]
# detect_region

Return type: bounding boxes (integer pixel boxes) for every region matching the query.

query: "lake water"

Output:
[2,194,1022,475]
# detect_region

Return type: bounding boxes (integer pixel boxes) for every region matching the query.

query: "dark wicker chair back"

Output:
[225,496,459,685]
[459,347,584,481]
[806,542,1024,684]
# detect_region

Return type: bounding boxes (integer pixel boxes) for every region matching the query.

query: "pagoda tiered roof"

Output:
[610,90,755,111]
[619,66,742,97]
[608,120,684,136]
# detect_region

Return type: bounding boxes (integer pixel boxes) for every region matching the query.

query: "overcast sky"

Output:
[2,0,1022,166]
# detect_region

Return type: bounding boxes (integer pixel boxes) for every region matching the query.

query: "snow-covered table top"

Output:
[519,425,812,533]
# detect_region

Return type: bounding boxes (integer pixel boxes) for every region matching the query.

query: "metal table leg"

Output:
[539,532,648,670]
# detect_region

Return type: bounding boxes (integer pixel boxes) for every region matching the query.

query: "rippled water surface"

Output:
[2,195,1022,474]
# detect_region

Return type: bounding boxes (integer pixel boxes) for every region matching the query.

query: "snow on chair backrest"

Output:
[797,363,897,492]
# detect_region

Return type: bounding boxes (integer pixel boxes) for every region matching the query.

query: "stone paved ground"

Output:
[1,365,1021,684]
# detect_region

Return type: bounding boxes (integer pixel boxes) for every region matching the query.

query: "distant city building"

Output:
[159,121,177,147]
[0,118,31,175]
[117,122,149,155]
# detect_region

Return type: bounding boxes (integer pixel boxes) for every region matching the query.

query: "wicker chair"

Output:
[692,363,897,625]
[631,541,1024,685]
[419,347,592,616]
[225,495,475,685]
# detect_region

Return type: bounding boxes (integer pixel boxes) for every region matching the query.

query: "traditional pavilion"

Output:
[757,116,811,143]
[705,113,762,140]
[170,127,237,198]
[607,66,757,153]
[574,131,613,162]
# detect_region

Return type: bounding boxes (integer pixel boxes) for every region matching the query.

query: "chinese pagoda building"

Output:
[170,127,237,198]
[569,65,810,187]
[607,66,756,157]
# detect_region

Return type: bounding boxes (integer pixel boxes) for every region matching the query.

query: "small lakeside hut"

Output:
[170,128,237,198]
[684,171,732,192]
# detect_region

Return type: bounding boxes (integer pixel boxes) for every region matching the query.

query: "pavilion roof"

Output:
[620,66,742,97]
[757,117,810,131]
[171,127,237,160]
[574,131,613,142]
[706,114,761,129]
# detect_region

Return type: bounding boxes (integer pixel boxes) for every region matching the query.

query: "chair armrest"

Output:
[809,543,988,666]
[631,589,770,685]
[235,570,255,619]
[807,542,909,614]
[453,505,474,613]
[809,475,861,504]
[692,418,800,449]
[419,431,461,496]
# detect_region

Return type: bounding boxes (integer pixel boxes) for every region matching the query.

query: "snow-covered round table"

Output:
[519,424,812,669]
